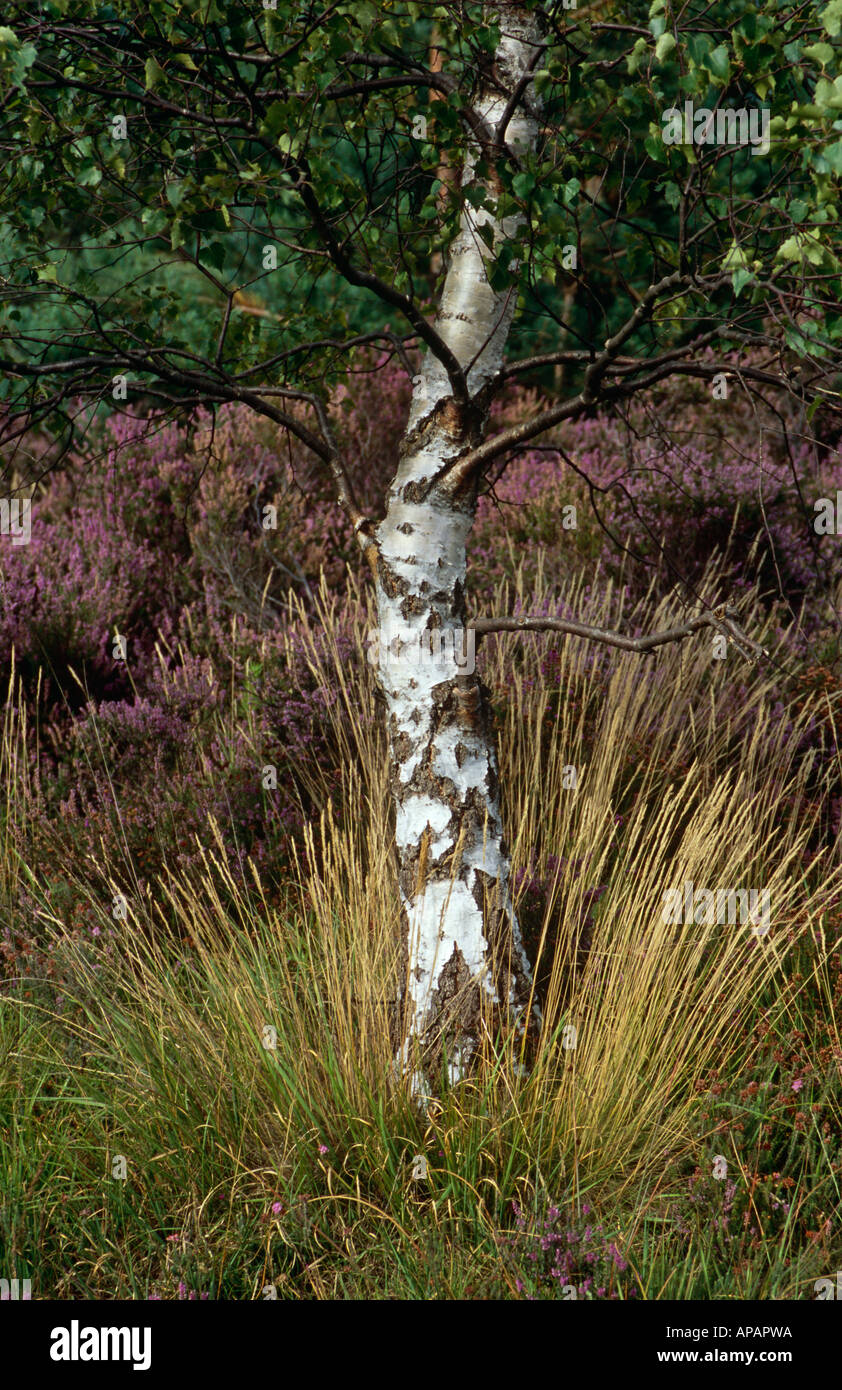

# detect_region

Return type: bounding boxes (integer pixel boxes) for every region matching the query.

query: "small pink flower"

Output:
[271,1201,283,1214]
[792,1078,804,1092]
[318,1144,328,1155]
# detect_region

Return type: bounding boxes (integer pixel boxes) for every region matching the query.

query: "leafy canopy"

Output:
[0,0,840,470]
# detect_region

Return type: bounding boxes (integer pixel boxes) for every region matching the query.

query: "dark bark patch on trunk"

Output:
[378,563,403,601]
[389,728,414,766]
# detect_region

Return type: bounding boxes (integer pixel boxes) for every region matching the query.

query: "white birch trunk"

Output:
[373,5,545,1092]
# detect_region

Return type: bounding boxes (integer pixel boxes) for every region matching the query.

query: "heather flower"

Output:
[503,1200,632,1300]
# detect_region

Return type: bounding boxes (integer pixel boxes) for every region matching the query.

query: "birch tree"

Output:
[1,0,840,1093]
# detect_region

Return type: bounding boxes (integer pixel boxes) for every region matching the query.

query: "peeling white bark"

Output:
[407,8,543,431]
[377,485,537,1091]
[375,5,545,1091]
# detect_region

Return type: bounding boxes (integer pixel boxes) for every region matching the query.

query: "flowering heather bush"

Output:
[37,654,278,889]
[179,349,409,619]
[500,1200,635,1300]
[146,1231,214,1303]
[0,440,189,703]
[28,598,368,905]
[0,351,408,700]
[472,367,842,621]
[0,357,411,903]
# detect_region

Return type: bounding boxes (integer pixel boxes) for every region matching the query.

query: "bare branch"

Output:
[469,603,769,663]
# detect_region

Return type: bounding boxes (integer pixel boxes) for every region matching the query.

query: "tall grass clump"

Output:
[2,539,841,1298]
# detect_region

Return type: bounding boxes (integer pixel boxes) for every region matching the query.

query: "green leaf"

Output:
[722,241,750,273]
[776,234,804,262]
[655,33,676,63]
[0,28,36,89]
[477,221,495,252]
[77,160,101,188]
[512,171,536,199]
[140,208,168,237]
[820,0,842,36]
[776,230,838,269]
[686,33,713,66]
[199,240,226,270]
[144,57,166,90]
[732,267,754,297]
[261,101,287,137]
[488,258,511,293]
[705,44,731,82]
[803,43,836,66]
[823,139,842,173]
[350,0,377,27]
[627,37,649,74]
[816,76,842,111]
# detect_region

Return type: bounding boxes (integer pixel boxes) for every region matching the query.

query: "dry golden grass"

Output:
[2,553,840,1297]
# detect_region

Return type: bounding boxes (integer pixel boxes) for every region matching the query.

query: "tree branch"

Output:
[468,603,769,663]
[437,348,832,500]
